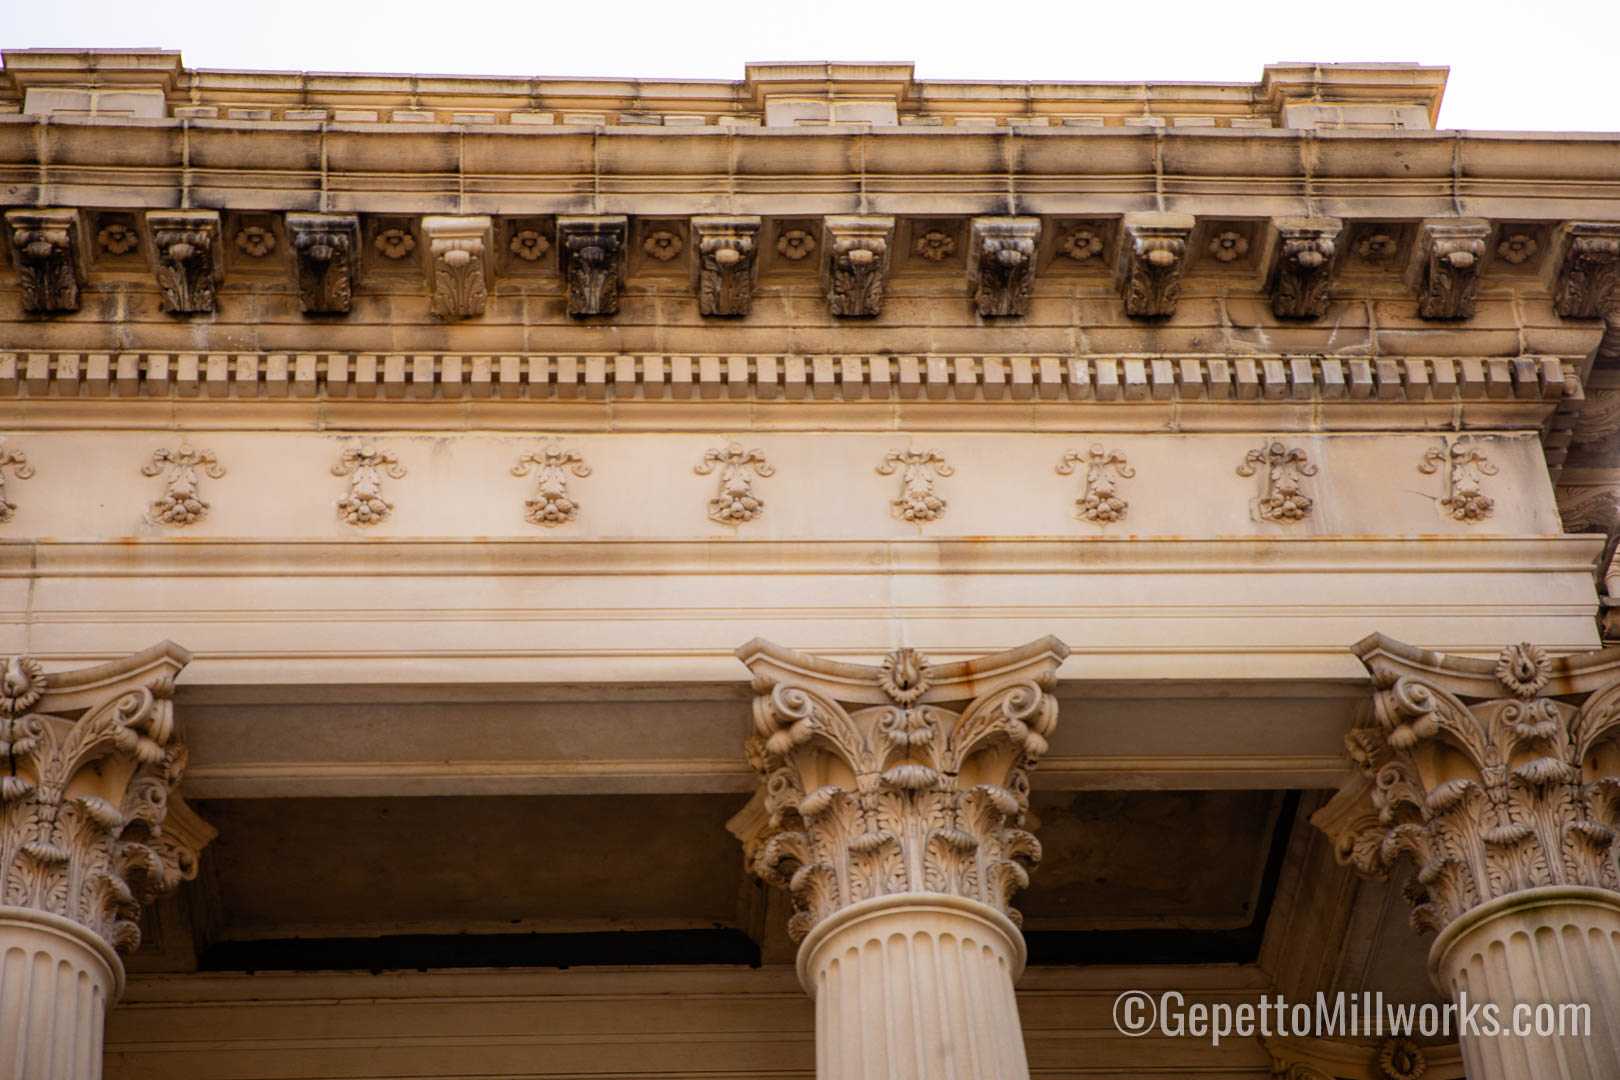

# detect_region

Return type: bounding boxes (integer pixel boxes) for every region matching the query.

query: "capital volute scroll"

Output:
[0,642,213,957]
[1312,633,1620,936]
[729,636,1069,943]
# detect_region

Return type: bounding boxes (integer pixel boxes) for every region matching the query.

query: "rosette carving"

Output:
[732,636,1069,942]
[1313,633,1620,935]
[0,643,211,954]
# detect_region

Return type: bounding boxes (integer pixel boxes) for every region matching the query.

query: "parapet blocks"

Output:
[5,208,1617,328]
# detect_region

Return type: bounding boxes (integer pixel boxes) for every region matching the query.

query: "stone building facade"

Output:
[0,51,1618,1080]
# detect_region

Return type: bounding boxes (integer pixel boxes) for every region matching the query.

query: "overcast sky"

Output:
[4,0,1618,132]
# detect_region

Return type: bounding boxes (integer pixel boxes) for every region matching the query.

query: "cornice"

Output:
[4,122,1619,216]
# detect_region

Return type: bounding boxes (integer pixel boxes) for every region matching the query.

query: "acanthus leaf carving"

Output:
[0,643,212,955]
[967,217,1041,317]
[1269,218,1342,320]
[730,636,1068,941]
[333,444,406,527]
[696,443,773,525]
[287,213,360,315]
[421,215,492,320]
[878,449,952,523]
[146,210,222,315]
[558,216,628,317]
[1554,223,1620,320]
[512,443,590,526]
[0,439,34,524]
[1414,219,1489,320]
[822,216,894,317]
[1238,442,1318,523]
[1117,213,1194,318]
[141,445,225,526]
[1056,444,1134,523]
[692,216,761,317]
[1313,633,1620,936]
[1572,387,1620,452]
[5,208,85,314]
[1419,439,1499,523]
[1556,483,1620,536]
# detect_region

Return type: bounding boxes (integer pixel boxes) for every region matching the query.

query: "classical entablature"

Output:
[2,49,1620,1080]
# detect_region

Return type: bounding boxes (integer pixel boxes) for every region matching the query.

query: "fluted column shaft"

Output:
[800,895,1030,1080]
[1430,888,1620,1080]
[0,908,121,1080]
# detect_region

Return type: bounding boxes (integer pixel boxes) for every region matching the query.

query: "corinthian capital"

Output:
[1313,633,1620,935]
[730,636,1068,942]
[0,642,212,954]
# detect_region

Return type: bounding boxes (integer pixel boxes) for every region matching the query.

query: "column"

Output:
[1313,634,1620,1080]
[0,643,214,1080]
[729,636,1068,1080]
